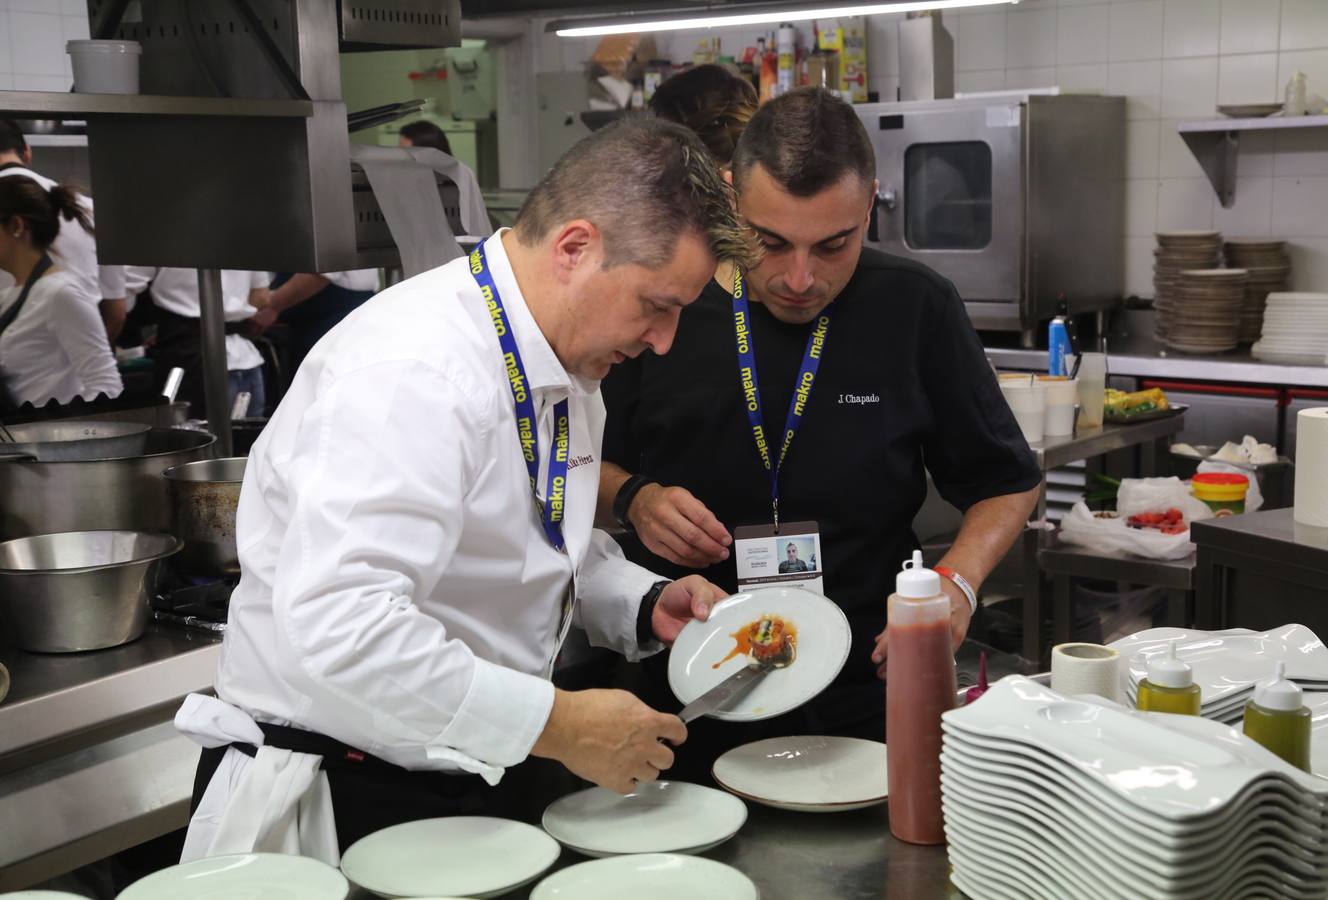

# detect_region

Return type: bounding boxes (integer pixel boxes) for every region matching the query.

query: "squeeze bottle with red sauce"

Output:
[885,550,957,845]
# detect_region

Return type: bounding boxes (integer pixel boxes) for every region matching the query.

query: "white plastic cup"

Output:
[999,379,1047,444]
[1075,353,1107,428]
[67,40,142,94]
[1039,376,1079,437]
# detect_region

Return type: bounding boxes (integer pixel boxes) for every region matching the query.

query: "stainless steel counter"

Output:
[0,624,221,888]
[986,346,1328,387]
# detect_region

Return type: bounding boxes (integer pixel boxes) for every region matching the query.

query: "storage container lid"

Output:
[1192,472,1249,501]
[1146,639,1194,689]
[896,550,940,599]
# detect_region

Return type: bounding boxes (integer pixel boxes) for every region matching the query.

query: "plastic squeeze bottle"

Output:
[1135,639,1202,715]
[1243,662,1312,772]
[886,550,957,845]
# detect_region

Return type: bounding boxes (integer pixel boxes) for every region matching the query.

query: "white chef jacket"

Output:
[124,267,269,371]
[0,269,123,405]
[199,230,662,779]
[0,165,115,307]
[321,269,378,292]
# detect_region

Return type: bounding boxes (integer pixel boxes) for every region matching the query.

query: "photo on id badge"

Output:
[733,521,824,595]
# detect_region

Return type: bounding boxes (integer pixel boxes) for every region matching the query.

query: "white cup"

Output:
[1039,376,1079,437]
[999,378,1047,444]
[1075,353,1107,428]
[1050,642,1120,702]
[67,39,142,94]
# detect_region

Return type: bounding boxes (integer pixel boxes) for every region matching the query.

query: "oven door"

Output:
[861,102,1025,326]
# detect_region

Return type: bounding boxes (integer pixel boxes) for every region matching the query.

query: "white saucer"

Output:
[712,735,888,812]
[340,817,559,899]
[530,853,759,900]
[668,586,850,721]
[119,853,349,900]
[542,781,747,857]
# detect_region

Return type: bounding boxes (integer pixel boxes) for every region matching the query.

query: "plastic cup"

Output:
[67,40,141,94]
[1075,353,1107,428]
[1039,376,1079,437]
[999,379,1047,444]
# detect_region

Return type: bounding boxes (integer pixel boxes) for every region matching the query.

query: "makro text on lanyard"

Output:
[470,242,570,551]
[732,268,832,531]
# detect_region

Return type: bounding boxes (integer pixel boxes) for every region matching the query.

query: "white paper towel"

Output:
[1295,407,1328,527]
[1050,643,1120,702]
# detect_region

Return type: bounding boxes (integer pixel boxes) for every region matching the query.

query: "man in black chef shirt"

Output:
[599,88,1041,779]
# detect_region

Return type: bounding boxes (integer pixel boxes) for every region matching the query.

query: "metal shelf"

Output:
[1178,114,1328,208]
[0,90,314,120]
[24,134,86,147]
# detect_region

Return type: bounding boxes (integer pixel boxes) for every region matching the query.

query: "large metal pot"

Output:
[0,428,216,540]
[162,457,246,576]
[0,420,150,461]
[0,530,182,652]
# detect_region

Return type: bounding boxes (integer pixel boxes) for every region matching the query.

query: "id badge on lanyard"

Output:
[469,242,577,665]
[730,268,830,594]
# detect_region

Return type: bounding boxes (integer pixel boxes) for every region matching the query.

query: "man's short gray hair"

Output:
[514,117,756,271]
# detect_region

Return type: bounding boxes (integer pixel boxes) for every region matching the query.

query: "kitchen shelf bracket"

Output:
[1178,114,1328,209]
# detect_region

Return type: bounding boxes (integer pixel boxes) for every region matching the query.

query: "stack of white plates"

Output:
[1223,238,1291,343]
[1109,625,1328,724]
[942,676,1328,900]
[1252,292,1328,365]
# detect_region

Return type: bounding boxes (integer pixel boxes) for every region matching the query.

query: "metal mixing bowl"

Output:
[0,531,182,653]
[162,457,247,576]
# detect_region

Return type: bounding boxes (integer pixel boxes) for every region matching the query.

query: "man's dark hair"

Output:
[399,120,451,156]
[731,88,875,197]
[0,119,28,157]
[515,117,756,271]
[650,64,757,167]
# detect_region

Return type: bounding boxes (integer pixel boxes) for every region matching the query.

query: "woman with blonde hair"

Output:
[649,64,758,169]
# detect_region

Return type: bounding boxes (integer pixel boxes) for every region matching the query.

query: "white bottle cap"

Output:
[896,550,941,599]
[1146,639,1194,689]
[1253,661,1304,712]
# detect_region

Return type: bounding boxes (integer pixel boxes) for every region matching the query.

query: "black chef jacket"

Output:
[602,248,1041,694]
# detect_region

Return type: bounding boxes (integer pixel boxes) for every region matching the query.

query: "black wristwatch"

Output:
[613,474,656,532]
[636,580,671,646]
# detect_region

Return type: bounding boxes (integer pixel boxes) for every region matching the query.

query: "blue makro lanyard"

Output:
[470,242,570,551]
[732,268,832,528]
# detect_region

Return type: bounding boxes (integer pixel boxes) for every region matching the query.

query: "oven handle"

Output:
[868,187,897,243]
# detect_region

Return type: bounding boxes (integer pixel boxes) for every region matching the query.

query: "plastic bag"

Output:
[1059,477,1213,560]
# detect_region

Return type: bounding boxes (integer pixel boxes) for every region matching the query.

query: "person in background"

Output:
[648,64,757,169]
[0,119,127,343]
[0,176,121,408]
[247,270,379,375]
[598,89,1041,780]
[398,119,452,156]
[124,267,270,417]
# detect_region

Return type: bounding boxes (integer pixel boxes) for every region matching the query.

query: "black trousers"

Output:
[191,731,577,853]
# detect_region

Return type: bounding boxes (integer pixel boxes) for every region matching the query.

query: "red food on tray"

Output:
[1126,507,1186,534]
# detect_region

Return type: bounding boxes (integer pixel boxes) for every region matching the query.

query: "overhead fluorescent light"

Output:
[552,0,1019,37]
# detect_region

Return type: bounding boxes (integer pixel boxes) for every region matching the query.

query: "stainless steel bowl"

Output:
[163,457,247,576]
[0,420,150,462]
[0,531,182,652]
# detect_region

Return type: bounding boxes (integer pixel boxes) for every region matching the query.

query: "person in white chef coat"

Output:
[0,176,121,409]
[176,118,756,861]
[123,267,270,416]
[0,119,127,342]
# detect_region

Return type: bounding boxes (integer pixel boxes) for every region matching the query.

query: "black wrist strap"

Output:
[613,474,656,531]
[636,580,671,646]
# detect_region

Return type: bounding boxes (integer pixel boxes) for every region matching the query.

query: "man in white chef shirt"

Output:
[176,118,756,861]
[0,119,127,341]
[123,266,270,415]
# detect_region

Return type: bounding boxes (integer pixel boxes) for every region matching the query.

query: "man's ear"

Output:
[548,219,603,282]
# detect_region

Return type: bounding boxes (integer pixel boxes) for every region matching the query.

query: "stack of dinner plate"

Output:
[1224,239,1291,343]
[1154,231,1222,341]
[1163,268,1247,353]
[1252,292,1328,365]
[942,676,1328,900]
[1109,625,1328,725]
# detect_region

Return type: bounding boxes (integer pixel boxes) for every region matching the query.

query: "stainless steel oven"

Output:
[856,93,1125,336]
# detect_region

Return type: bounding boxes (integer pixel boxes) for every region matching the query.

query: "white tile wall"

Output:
[1057,4,1111,64]
[1217,52,1279,105]
[1220,0,1281,55]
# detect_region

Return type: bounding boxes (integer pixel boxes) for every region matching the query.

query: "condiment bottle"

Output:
[886,550,956,845]
[1135,639,1201,715]
[965,651,989,705]
[1243,661,1312,772]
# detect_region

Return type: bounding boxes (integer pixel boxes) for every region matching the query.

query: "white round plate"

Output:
[530,853,758,900]
[542,781,746,857]
[712,735,888,813]
[0,893,93,899]
[668,586,851,722]
[340,817,559,899]
[119,853,348,900]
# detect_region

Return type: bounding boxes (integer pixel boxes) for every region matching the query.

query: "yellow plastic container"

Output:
[1192,472,1249,515]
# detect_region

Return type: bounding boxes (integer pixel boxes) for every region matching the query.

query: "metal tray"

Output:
[1104,402,1189,425]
